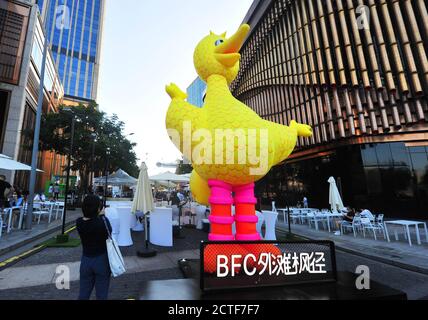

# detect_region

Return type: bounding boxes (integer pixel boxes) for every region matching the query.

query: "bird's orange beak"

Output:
[214,24,250,68]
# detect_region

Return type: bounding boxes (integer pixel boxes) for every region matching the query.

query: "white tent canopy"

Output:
[328,176,344,213]
[0,154,44,172]
[94,169,137,186]
[149,172,190,183]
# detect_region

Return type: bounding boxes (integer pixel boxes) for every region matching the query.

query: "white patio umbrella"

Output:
[328,176,344,212]
[0,154,43,172]
[132,162,154,214]
[132,162,157,258]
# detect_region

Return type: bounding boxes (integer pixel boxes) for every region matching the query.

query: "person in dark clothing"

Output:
[0,175,12,210]
[76,195,112,300]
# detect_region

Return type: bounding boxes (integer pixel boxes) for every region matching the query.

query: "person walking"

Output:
[76,195,112,300]
[303,196,309,208]
[0,175,13,210]
[53,183,60,201]
[48,183,54,201]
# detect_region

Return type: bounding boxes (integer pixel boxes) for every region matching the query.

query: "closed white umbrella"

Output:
[328,177,344,212]
[133,162,157,258]
[0,154,44,172]
[132,162,154,214]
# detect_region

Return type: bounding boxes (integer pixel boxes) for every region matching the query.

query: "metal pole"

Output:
[104,150,109,207]
[26,13,50,230]
[62,117,75,235]
[90,138,95,190]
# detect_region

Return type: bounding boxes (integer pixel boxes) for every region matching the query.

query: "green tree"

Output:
[25,102,139,194]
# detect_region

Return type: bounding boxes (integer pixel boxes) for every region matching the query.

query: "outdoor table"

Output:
[276,208,288,224]
[256,211,264,238]
[105,207,120,243]
[150,207,173,247]
[311,213,342,232]
[262,211,278,241]
[115,206,136,247]
[195,205,207,230]
[384,220,428,246]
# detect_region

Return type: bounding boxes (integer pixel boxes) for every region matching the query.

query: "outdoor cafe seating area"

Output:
[0,198,65,239]
[275,205,428,247]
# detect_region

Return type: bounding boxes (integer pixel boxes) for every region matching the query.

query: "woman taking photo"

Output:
[76,195,112,300]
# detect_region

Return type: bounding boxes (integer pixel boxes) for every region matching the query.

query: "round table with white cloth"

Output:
[195,205,207,230]
[105,207,120,243]
[150,207,173,247]
[115,206,136,247]
[262,211,278,241]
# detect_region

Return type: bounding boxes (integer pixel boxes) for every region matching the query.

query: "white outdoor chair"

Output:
[54,202,65,220]
[360,210,376,223]
[361,217,386,240]
[33,203,52,224]
[340,216,362,237]
[376,214,385,225]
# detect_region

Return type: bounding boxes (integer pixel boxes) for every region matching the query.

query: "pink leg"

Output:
[233,183,261,241]
[208,180,234,241]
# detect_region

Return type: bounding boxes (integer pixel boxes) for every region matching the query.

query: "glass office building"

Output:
[36,0,105,101]
[233,0,428,218]
[187,77,206,108]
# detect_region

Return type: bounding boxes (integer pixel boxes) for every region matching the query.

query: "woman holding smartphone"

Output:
[76,195,112,300]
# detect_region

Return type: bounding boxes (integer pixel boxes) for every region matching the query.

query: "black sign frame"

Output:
[200,240,338,292]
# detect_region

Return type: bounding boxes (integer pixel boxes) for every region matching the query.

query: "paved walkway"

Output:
[277,220,428,274]
[0,248,199,290]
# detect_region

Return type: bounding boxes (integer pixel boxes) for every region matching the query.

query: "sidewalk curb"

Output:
[0,221,76,270]
[276,228,428,276]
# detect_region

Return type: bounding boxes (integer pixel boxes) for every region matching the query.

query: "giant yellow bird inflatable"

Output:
[166,24,312,270]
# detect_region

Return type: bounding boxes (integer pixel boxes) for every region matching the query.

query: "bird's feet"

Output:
[166,83,187,100]
[290,120,313,138]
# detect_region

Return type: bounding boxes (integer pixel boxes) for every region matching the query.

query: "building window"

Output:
[0,2,30,84]
[0,90,9,152]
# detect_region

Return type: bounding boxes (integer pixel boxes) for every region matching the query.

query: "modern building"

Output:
[187,77,206,108]
[0,0,66,190]
[36,0,105,102]
[232,0,428,218]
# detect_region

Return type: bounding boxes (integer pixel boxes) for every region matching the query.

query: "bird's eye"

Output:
[215,39,224,46]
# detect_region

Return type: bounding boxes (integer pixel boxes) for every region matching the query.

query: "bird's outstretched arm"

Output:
[290,120,313,137]
[166,83,188,101]
[165,83,202,157]
[165,83,202,117]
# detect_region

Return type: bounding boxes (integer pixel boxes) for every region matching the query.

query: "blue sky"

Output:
[97,0,253,176]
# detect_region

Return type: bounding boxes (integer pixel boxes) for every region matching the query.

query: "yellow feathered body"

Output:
[165,26,312,205]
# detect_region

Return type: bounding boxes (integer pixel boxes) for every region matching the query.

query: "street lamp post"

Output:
[90,133,97,191]
[104,147,111,207]
[26,6,52,230]
[62,115,76,235]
